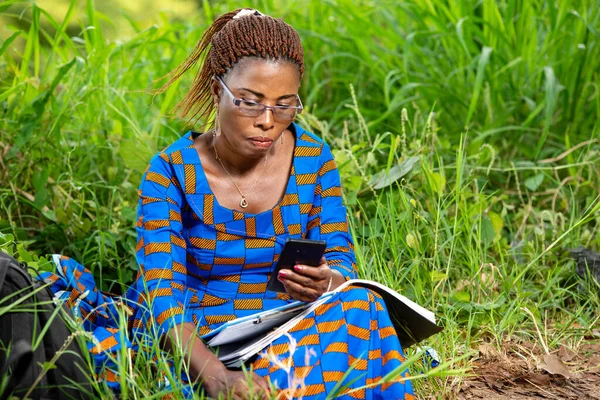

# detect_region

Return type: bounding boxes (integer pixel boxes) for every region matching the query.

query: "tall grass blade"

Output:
[535,66,563,158]
[466,46,492,127]
[0,31,20,58]
[19,5,40,78]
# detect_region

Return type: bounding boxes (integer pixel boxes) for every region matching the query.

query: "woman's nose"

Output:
[255,108,275,130]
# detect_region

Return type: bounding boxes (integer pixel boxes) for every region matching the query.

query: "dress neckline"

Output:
[188,124,299,219]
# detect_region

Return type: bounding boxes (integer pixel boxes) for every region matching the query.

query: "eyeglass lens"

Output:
[237,103,298,119]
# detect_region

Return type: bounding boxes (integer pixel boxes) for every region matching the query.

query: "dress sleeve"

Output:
[135,152,190,337]
[306,142,358,280]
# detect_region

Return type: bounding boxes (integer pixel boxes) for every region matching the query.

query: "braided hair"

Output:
[158,9,304,127]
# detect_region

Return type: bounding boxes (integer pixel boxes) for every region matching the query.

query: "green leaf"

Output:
[332,149,351,171]
[455,291,471,302]
[525,173,545,191]
[55,208,68,224]
[536,66,565,158]
[344,191,357,206]
[81,219,92,234]
[38,361,57,371]
[488,211,504,237]
[0,31,21,57]
[41,209,56,222]
[6,121,35,159]
[430,270,447,282]
[0,0,26,14]
[112,119,123,137]
[369,156,419,190]
[32,168,49,208]
[119,134,154,173]
[472,295,506,310]
[466,46,493,125]
[406,232,420,250]
[34,188,48,208]
[31,58,76,117]
[0,233,15,247]
[479,215,496,245]
[17,243,34,263]
[344,175,362,191]
[429,172,446,194]
[32,169,48,191]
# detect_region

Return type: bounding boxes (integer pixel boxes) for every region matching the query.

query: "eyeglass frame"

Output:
[215,76,303,120]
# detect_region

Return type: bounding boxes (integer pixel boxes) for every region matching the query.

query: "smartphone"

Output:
[267,238,327,293]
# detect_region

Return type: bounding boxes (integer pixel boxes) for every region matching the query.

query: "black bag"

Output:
[0,252,91,399]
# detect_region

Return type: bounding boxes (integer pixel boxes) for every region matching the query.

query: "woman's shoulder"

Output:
[292,123,337,164]
[143,131,201,171]
[293,123,326,148]
[139,132,203,197]
[141,132,197,184]
[155,131,197,161]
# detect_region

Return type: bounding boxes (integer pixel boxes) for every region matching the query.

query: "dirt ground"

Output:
[457,338,600,399]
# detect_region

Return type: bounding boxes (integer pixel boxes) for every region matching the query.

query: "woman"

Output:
[46,9,414,399]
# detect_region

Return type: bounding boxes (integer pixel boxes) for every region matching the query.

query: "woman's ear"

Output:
[210,76,221,105]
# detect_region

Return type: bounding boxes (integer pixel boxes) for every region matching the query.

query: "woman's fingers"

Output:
[319,255,327,267]
[278,269,317,291]
[279,265,330,284]
[296,265,329,280]
[282,278,320,302]
[231,372,270,400]
[252,373,271,400]
[278,258,332,301]
[239,373,270,400]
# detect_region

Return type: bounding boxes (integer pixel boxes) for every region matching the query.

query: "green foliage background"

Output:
[1,0,599,397]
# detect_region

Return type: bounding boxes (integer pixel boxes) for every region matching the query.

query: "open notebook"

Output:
[201,279,443,368]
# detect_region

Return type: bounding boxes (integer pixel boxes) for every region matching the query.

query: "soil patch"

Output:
[458,340,600,399]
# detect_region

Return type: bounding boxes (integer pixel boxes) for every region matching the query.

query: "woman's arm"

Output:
[135,152,190,336]
[278,142,357,300]
[305,142,358,282]
[136,152,269,399]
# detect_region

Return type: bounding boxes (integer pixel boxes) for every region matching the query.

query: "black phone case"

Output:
[267,239,326,293]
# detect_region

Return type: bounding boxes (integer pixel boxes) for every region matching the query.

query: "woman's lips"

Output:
[249,137,273,148]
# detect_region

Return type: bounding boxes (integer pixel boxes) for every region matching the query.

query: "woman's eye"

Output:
[241,100,261,108]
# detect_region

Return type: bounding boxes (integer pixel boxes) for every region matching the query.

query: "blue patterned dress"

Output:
[44,123,414,399]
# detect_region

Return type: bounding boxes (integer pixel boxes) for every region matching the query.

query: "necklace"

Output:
[212,131,268,209]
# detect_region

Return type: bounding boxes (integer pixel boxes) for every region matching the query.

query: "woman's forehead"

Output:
[224,57,301,94]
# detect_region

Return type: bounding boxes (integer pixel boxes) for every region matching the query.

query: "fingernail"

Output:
[294,264,302,272]
[278,270,287,279]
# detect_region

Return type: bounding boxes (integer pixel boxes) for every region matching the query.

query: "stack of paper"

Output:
[201,279,442,367]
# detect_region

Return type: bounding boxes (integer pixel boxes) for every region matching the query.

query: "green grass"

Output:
[1,0,599,398]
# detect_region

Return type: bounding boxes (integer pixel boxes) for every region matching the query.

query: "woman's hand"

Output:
[278,256,333,302]
[165,323,270,400]
[203,366,271,400]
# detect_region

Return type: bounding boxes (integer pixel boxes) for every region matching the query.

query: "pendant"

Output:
[240,197,249,208]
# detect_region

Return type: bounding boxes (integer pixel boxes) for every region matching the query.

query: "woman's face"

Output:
[212,57,301,159]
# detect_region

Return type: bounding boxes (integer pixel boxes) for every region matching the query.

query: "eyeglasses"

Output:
[216,77,303,120]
